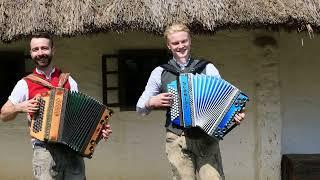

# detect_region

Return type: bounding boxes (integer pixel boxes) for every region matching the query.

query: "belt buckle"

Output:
[33,142,47,149]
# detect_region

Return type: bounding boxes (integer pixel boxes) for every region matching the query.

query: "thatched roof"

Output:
[0,0,319,42]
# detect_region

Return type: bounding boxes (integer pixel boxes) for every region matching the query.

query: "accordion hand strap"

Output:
[23,74,55,89]
[58,73,70,88]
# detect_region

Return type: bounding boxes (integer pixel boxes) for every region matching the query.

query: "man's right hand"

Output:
[14,97,39,113]
[1,97,39,122]
[147,93,173,109]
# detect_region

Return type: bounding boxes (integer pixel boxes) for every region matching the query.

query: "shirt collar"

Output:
[35,67,56,80]
[173,57,191,69]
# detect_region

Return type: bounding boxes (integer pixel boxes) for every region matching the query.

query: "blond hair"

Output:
[164,23,190,40]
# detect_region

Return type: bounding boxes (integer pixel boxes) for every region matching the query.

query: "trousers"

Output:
[32,143,86,180]
[165,129,224,180]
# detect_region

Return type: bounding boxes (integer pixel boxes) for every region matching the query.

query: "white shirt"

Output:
[8,68,78,104]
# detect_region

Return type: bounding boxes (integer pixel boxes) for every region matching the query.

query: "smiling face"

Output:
[30,37,54,69]
[166,31,191,63]
[165,24,191,64]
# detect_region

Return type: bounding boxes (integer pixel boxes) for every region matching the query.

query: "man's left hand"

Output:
[234,109,245,125]
[101,123,112,141]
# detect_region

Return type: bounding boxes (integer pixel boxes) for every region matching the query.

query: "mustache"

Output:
[34,54,50,61]
[32,54,52,68]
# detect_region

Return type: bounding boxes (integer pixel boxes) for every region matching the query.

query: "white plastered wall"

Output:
[0,29,319,180]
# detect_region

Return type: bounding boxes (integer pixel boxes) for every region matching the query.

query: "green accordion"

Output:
[30,88,113,158]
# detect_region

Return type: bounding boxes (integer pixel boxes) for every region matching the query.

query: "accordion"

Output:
[30,88,113,158]
[167,73,249,140]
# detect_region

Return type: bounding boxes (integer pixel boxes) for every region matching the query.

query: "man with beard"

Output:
[0,32,112,180]
[136,24,245,180]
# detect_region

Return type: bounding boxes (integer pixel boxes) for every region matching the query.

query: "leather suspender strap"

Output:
[23,74,55,89]
[58,73,70,88]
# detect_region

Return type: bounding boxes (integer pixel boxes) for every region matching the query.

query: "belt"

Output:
[33,141,47,149]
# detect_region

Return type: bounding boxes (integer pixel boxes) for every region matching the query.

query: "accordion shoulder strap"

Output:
[23,72,70,89]
[160,59,210,75]
[23,74,55,89]
[190,59,210,74]
[160,64,180,76]
[58,73,70,88]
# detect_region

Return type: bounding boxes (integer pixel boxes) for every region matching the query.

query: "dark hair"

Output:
[31,32,53,47]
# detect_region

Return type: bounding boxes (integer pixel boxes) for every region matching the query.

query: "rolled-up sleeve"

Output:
[8,79,28,105]
[136,67,163,115]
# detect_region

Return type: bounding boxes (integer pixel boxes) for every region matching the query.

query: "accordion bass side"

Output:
[30,88,113,158]
[167,73,249,140]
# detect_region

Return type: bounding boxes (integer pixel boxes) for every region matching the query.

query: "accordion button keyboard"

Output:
[32,99,46,133]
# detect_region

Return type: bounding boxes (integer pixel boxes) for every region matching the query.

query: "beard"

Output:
[32,54,52,68]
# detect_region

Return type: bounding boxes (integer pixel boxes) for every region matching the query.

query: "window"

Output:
[0,52,27,107]
[102,49,170,111]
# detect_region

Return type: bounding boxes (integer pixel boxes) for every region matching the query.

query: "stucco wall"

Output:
[0,29,319,180]
[280,33,320,154]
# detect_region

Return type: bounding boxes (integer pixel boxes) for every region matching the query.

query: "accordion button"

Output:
[90,140,96,145]
[219,132,224,137]
[89,146,94,151]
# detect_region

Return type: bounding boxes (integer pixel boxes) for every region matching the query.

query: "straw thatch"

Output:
[0,0,320,42]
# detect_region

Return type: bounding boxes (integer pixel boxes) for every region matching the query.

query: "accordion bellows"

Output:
[30,88,112,158]
[167,73,249,140]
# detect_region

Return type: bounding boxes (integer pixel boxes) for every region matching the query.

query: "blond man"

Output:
[136,23,245,180]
